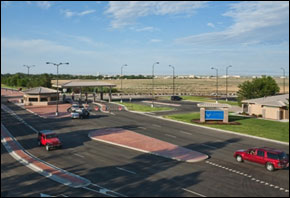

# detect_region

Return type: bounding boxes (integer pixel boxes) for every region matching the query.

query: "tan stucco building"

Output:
[23,87,58,106]
[242,94,289,120]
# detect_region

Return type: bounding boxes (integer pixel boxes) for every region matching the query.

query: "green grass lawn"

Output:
[1,84,28,91]
[164,112,289,142]
[118,102,174,112]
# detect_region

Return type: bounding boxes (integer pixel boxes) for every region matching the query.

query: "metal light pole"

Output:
[152,62,159,108]
[169,65,175,96]
[226,65,232,101]
[120,64,128,103]
[281,67,285,94]
[211,67,218,103]
[23,65,35,75]
[46,62,69,116]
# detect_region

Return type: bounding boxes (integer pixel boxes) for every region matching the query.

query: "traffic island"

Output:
[88,128,208,163]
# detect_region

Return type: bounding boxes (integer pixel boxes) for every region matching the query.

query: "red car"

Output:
[234,147,289,171]
[37,130,62,151]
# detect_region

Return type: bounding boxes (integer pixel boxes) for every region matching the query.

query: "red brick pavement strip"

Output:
[25,104,71,118]
[89,128,208,163]
[1,124,91,188]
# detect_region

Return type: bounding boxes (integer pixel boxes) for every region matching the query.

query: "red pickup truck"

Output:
[37,130,62,151]
[234,147,289,171]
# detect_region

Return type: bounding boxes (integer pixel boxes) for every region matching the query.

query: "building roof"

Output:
[197,103,231,108]
[242,94,289,107]
[23,87,57,95]
[51,79,116,88]
[62,81,116,88]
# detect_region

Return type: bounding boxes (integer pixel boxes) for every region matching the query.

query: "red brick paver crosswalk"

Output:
[89,128,208,163]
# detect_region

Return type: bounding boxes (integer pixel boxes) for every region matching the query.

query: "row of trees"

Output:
[1,73,52,88]
[1,73,153,88]
[2,73,282,104]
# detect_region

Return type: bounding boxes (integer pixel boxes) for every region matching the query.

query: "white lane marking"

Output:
[152,124,161,128]
[165,134,176,138]
[201,144,217,149]
[89,183,127,197]
[206,160,289,193]
[180,131,192,135]
[73,153,85,158]
[116,167,136,175]
[138,127,147,130]
[182,188,206,197]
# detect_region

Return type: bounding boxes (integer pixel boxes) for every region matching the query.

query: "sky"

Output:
[1,1,289,76]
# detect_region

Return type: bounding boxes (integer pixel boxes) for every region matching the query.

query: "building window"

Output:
[50,97,57,101]
[40,97,48,102]
[29,98,38,102]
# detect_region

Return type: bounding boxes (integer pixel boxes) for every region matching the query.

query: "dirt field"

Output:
[102,77,289,96]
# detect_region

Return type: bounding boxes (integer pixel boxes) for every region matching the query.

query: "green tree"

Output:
[237,76,280,105]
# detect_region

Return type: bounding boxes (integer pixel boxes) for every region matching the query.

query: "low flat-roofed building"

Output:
[242,94,289,120]
[23,87,58,106]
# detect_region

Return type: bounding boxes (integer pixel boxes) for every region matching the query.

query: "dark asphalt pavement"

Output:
[1,98,289,197]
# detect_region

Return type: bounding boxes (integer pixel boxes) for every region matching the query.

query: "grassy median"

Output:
[164,112,289,143]
[118,102,173,112]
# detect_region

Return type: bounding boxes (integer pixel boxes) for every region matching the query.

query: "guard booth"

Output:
[197,103,231,123]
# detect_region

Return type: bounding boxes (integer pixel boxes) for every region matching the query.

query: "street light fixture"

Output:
[226,65,232,101]
[169,65,175,96]
[23,65,35,75]
[211,67,218,103]
[120,64,128,103]
[46,62,69,116]
[281,67,285,94]
[152,62,160,107]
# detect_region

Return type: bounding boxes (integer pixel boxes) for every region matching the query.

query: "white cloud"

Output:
[62,9,96,18]
[105,1,207,28]
[36,1,52,9]
[207,22,215,28]
[176,1,289,46]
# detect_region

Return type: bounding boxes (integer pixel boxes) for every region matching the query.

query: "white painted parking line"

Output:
[182,188,206,197]
[116,167,136,175]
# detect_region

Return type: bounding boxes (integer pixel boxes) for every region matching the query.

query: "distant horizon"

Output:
[1,72,288,78]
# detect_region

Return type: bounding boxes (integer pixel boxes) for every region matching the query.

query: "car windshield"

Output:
[46,134,57,139]
[278,152,288,160]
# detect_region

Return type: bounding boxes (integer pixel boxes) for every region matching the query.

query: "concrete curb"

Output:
[1,123,91,188]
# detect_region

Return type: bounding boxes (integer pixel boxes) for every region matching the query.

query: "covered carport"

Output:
[59,81,116,103]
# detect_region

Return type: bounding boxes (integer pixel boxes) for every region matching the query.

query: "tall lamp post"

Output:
[211,67,218,103]
[23,65,35,75]
[120,64,128,103]
[152,62,160,107]
[46,62,69,116]
[281,67,285,94]
[226,65,232,101]
[169,65,175,96]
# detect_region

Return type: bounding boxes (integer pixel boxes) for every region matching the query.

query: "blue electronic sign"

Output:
[205,110,224,120]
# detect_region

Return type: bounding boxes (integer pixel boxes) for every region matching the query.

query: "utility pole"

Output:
[151,62,159,107]
[46,62,69,116]
[226,65,232,101]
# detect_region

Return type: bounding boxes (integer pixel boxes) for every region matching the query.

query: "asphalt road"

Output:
[1,98,289,197]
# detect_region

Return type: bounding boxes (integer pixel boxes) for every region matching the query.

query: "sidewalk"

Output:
[89,128,208,163]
